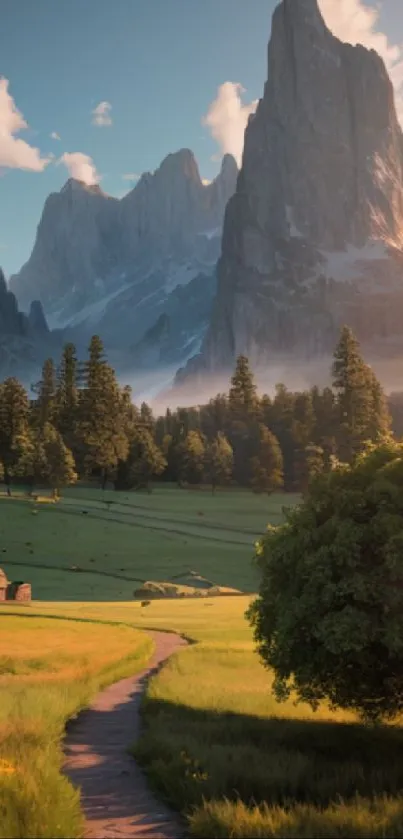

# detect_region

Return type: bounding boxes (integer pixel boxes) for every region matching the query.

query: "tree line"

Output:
[0,326,395,497]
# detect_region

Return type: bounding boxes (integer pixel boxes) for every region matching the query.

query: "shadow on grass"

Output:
[134,696,403,816]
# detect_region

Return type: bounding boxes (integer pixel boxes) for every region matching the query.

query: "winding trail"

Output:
[64,631,188,839]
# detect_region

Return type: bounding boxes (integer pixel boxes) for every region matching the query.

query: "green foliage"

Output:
[77,336,129,482]
[179,430,206,485]
[333,327,391,461]
[0,327,394,497]
[40,423,77,497]
[205,433,233,492]
[249,439,403,722]
[229,356,258,423]
[33,358,56,429]
[118,428,166,490]
[55,343,79,452]
[250,425,283,494]
[295,443,325,495]
[0,378,31,494]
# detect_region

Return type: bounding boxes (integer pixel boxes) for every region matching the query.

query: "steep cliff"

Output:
[178,0,403,382]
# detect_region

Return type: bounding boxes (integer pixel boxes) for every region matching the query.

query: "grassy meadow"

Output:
[7,598,403,838]
[4,487,403,837]
[0,486,298,599]
[0,614,152,839]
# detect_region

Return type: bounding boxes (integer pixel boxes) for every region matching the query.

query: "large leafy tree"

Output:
[248,440,403,722]
[0,378,31,495]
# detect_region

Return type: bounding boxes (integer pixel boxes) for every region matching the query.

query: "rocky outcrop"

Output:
[129,272,217,369]
[10,180,120,318]
[0,269,58,385]
[178,0,403,382]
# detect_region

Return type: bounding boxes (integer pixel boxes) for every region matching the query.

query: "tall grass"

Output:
[9,599,403,837]
[0,616,153,839]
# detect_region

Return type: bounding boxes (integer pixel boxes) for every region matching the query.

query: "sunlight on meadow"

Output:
[0,616,152,839]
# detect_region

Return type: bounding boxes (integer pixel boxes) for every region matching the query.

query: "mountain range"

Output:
[9,150,238,390]
[6,0,403,399]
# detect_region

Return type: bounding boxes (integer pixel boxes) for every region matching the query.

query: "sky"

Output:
[0,0,403,278]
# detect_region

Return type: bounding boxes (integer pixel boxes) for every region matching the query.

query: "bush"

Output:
[248,441,403,722]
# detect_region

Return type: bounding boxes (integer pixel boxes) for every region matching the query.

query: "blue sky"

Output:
[0,0,401,277]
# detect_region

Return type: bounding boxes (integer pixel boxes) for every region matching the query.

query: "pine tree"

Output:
[33,358,56,429]
[0,378,31,495]
[268,384,296,490]
[55,343,78,420]
[43,424,77,497]
[229,355,258,422]
[249,425,283,494]
[78,336,129,486]
[332,326,375,462]
[365,367,392,443]
[205,433,234,493]
[311,385,338,465]
[21,423,77,498]
[140,402,155,431]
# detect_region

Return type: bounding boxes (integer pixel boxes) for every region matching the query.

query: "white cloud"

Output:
[92,101,112,127]
[319,0,403,121]
[50,131,61,141]
[59,151,99,185]
[122,172,140,181]
[202,82,258,166]
[0,78,50,171]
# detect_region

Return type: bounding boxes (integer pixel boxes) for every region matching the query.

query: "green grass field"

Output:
[0,486,298,599]
[4,487,403,838]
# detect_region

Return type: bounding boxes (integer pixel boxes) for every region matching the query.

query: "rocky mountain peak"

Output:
[0,268,7,296]
[60,178,104,198]
[281,0,325,27]
[217,154,238,187]
[177,0,403,384]
[157,148,202,185]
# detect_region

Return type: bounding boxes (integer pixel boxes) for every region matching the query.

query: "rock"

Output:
[178,0,403,383]
[0,268,58,383]
[28,301,49,335]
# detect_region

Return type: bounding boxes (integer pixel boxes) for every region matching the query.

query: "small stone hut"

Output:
[0,568,32,602]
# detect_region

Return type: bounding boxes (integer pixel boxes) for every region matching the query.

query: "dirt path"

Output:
[64,631,188,839]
